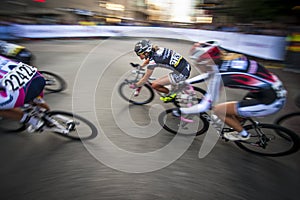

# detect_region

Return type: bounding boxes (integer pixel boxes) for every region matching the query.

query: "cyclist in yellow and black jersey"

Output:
[131,39,191,102]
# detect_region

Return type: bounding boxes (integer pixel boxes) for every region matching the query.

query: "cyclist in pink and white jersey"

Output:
[173,41,287,141]
[0,55,49,132]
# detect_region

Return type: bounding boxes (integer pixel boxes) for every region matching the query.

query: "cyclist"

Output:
[0,40,34,65]
[173,41,287,141]
[0,55,49,132]
[131,39,192,102]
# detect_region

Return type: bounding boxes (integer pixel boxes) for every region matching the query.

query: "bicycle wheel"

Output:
[39,71,67,93]
[0,117,26,133]
[158,109,209,136]
[235,123,300,156]
[275,112,300,136]
[47,111,98,140]
[173,86,206,107]
[118,81,154,105]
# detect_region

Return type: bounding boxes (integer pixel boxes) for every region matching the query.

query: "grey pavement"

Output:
[0,38,299,200]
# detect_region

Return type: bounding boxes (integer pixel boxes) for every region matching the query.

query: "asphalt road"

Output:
[0,38,299,200]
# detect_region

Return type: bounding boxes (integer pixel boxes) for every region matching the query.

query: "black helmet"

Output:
[134,39,152,56]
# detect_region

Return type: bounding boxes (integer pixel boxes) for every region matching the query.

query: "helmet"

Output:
[189,40,221,63]
[134,39,152,56]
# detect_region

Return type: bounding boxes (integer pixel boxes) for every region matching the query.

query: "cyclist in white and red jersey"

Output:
[173,41,287,141]
[132,39,191,102]
[0,55,49,132]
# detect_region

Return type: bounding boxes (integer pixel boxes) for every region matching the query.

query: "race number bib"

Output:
[1,62,37,91]
[170,52,183,67]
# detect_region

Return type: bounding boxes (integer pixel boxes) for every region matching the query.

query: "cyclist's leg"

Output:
[214,101,251,140]
[213,101,243,132]
[0,108,23,121]
[151,75,170,94]
[0,88,24,121]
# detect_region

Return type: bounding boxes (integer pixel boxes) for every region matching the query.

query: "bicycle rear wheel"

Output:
[40,71,67,93]
[235,123,300,156]
[158,109,209,136]
[275,112,300,136]
[118,81,154,105]
[47,111,98,140]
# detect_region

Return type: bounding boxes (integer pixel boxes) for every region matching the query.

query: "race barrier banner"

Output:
[1,24,286,61]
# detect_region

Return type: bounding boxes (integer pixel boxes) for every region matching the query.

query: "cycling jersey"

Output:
[219,58,283,92]
[219,57,286,117]
[149,48,190,72]
[146,47,191,84]
[0,55,45,109]
[180,56,286,117]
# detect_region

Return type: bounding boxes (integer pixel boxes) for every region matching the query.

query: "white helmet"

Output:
[189,40,221,63]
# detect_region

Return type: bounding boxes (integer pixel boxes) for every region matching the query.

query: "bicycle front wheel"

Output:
[47,111,98,140]
[40,71,67,93]
[275,112,300,136]
[118,81,154,105]
[235,123,300,156]
[158,109,209,136]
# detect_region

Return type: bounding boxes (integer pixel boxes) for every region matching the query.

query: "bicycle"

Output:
[159,109,300,156]
[118,63,206,107]
[0,104,98,141]
[39,70,67,93]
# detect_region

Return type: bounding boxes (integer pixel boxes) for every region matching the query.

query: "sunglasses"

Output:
[136,51,145,56]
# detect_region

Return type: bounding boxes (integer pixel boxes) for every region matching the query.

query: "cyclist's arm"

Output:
[135,68,154,87]
[180,69,222,114]
[140,58,150,68]
[185,72,211,84]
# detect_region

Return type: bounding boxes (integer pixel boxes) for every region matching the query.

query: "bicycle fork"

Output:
[43,115,77,134]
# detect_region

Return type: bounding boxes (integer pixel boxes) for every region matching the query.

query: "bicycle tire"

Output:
[274,112,300,135]
[47,111,98,140]
[39,71,67,93]
[118,81,154,105]
[234,123,300,156]
[0,118,26,133]
[173,86,206,107]
[158,109,209,136]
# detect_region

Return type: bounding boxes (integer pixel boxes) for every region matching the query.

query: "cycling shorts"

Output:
[237,88,286,117]
[168,64,191,84]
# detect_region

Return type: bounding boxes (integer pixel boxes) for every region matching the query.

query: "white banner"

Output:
[8,25,286,61]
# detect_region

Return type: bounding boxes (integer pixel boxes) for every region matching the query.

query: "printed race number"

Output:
[170,52,183,67]
[2,63,37,91]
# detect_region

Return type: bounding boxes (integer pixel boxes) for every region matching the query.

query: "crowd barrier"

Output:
[1,24,286,61]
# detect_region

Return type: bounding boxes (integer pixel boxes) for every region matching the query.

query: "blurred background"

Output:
[0,0,299,35]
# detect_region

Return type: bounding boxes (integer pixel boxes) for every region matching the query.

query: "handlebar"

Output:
[130,62,140,68]
[130,62,145,71]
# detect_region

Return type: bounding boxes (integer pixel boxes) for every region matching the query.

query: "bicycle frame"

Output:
[199,112,268,147]
[124,64,203,107]
[22,104,76,134]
